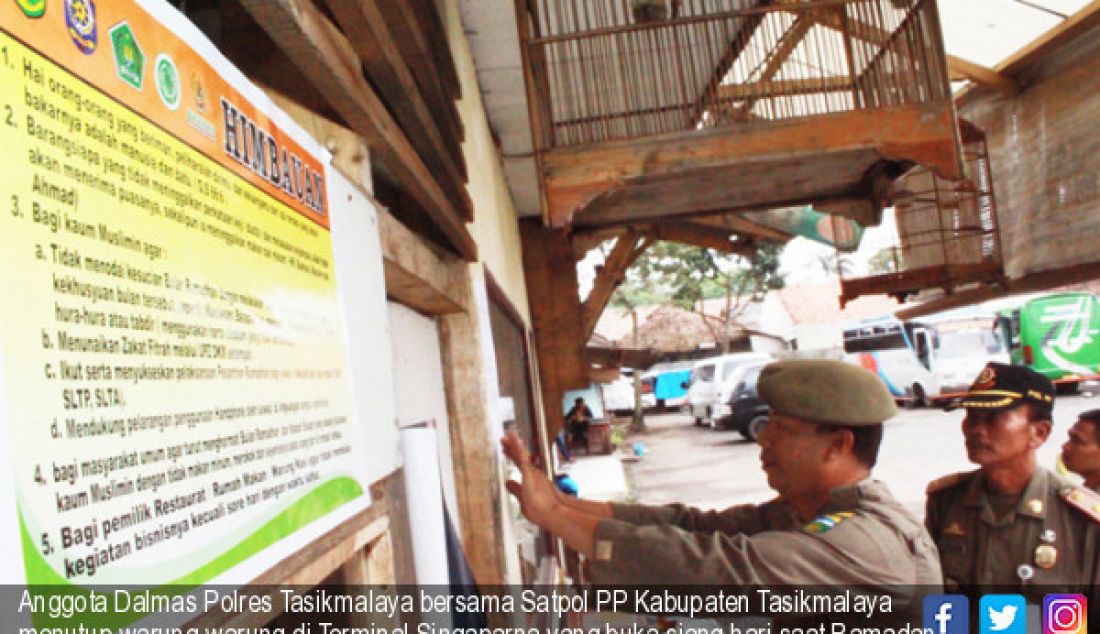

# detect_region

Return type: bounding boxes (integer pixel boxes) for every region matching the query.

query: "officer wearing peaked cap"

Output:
[502,360,941,607]
[926,362,1100,600]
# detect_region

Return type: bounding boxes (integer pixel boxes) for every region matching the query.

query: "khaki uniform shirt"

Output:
[587,479,941,587]
[925,467,1100,600]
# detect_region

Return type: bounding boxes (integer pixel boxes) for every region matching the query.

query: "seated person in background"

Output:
[565,397,594,446]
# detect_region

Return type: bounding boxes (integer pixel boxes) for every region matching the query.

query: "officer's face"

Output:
[962,404,1048,467]
[757,413,833,496]
[1062,419,1100,477]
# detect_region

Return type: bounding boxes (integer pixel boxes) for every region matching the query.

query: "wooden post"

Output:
[520,220,588,439]
[438,269,511,586]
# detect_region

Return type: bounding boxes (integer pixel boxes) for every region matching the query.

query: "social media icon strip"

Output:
[924,594,970,634]
[981,595,1027,634]
[1044,594,1087,634]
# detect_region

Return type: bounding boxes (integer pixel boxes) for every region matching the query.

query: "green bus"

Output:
[997,292,1100,385]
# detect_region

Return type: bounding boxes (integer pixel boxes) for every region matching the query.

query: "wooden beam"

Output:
[946,55,1018,95]
[689,213,795,242]
[736,15,814,116]
[580,231,649,338]
[239,0,477,261]
[543,103,962,226]
[896,260,1100,320]
[694,11,767,121]
[650,223,756,257]
[999,0,1100,75]
[325,0,473,220]
[571,228,627,261]
[718,76,853,101]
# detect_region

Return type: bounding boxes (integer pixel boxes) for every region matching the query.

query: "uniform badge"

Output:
[1040,529,1056,544]
[974,365,996,388]
[1027,499,1043,514]
[803,512,853,534]
[1034,544,1057,569]
[944,522,967,537]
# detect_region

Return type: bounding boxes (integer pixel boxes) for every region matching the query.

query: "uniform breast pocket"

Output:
[937,536,970,583]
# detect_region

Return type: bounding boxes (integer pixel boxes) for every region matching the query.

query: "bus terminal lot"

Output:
[624,395,1100,520]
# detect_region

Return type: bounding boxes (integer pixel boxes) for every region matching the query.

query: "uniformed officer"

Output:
[926,363,1100,598]
[1061,409,1100,492]
[501,359,941,591]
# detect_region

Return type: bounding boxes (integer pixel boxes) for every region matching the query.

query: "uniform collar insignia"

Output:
[803,511,854,534]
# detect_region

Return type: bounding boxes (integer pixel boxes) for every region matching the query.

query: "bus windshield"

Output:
[937,330,1004,360]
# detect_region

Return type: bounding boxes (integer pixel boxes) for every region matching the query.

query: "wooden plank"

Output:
[403,0,463,102]
[542,103,962,226]
[651,223,758,257]
[946,55,1018,95]
[718,76,854,101]
[580,231,647,338]
[376,0,465,144]
[438,273,511,586]
[239,0,477,261]
[325,0,473,220]
[267,90,466,315]
[895,260,1100,320]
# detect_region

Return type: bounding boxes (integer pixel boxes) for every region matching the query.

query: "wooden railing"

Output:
[518,0,953,150]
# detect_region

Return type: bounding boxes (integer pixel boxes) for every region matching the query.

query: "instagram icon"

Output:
[1044,595,1087,634]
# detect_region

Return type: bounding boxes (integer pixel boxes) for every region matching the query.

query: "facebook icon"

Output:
[924,595,970,634]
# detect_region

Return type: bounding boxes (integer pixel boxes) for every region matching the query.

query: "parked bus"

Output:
[996,292,1100,388]
[843,308,1008,407]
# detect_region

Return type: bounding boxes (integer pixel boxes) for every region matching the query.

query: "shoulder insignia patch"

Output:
[927,472,972,495]
[1060,486,1100,524]
[803,511,854,534]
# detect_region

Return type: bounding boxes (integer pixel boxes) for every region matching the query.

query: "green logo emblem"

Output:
[108,21,144,89]
[155,54,180,110]
[15,0,45,18]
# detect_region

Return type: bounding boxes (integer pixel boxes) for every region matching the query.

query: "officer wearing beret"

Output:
[501,359,941,592]
[926,362,1100,598]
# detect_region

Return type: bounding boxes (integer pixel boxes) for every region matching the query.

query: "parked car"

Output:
[711,362,770,440]
[685,352,770,425]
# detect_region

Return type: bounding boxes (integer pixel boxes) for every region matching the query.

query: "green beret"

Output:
[758,359,897,426]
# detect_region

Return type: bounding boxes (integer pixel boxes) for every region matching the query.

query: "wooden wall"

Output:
[957,24,1100,281]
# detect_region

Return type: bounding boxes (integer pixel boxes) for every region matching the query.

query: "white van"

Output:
[686,352,770,425]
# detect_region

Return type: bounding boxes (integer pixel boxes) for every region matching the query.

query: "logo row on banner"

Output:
[15,0,182,111]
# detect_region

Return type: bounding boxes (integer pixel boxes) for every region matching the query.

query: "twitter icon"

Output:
[981,594,1027,634]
